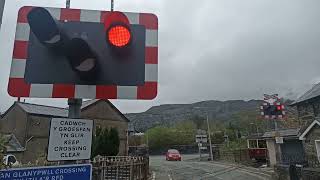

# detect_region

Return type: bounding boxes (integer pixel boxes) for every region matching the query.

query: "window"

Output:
[315,140,320,161]
[248,140,258,148]
[258,140,267,148]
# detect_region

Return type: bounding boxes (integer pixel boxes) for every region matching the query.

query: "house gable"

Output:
[81,100,129,122]
[0,102,29,145]
[299,120,320,140]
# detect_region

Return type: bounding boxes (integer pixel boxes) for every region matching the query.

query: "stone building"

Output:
[291,83,320,165]
[291,83,320,127]
[299,119,320,163]
[0,100,129,164]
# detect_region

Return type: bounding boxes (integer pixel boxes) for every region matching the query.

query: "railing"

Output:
[216,149,252,165]
[92,156,149,180]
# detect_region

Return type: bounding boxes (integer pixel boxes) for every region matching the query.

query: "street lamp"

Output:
[194,107,214,161]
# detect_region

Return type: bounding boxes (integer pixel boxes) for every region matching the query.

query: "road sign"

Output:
[275,137,284,144]
[0,164,92,180]
[8,6,158,100]
[47,118,93,161]
[196,134,208,143]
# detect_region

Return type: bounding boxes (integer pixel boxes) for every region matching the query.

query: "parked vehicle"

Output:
[166,149,181,161]
[2,154,19,167]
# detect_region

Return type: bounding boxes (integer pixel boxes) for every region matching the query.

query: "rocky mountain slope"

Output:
[127,100,277,132]
[126,99,297,132]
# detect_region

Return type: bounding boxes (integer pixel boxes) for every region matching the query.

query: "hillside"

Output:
[126,100,297,132]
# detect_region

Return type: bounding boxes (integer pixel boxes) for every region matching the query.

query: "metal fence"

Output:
[92,156,149,180]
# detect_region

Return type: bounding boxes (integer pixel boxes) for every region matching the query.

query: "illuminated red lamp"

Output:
[277,105,282,111]
[104,11,131,48]
[107,25,131,47]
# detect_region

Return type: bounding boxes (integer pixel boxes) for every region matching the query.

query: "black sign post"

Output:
[0,0,5,29]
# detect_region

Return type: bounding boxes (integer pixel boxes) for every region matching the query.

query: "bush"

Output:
[92,127,120,158]
[220,138,247,151]
[0,135,7,169]
[145,121,196,150]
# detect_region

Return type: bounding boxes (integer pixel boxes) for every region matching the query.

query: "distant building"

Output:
[0,100,129,164]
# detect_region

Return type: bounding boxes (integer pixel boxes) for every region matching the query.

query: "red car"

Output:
[166,149,182,161]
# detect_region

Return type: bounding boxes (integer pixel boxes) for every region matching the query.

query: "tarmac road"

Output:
[149,155,272,180]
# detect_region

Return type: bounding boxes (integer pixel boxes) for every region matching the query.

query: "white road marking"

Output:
[206,162,271,178]
[168,174,173,180]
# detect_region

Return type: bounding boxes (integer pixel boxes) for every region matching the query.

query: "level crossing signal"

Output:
[8,6,158,100]
[260,103,285,119]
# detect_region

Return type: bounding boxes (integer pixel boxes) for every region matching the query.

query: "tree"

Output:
[108,128,120,156]
[145,121,197,151]
[191,115,205,129]
[91,127,120,158]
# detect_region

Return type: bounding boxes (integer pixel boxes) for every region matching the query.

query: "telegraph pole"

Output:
[206,115,213,161]
[66,0,70,8]
[111,0,114,11]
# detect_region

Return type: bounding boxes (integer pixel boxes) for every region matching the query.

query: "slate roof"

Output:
[1,100,129,122]
[17,102,68,117]
[81,100,130,122]
[81,99,99,110]
[246,133,264,140]
[3,134,24,152]
[291,83,320,105]
[262,128,300,139]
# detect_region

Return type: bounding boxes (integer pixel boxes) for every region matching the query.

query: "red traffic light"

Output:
[277,105,282,111]
[107,25,131,47]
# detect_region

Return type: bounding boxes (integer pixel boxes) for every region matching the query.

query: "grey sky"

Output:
[1,0,320,113]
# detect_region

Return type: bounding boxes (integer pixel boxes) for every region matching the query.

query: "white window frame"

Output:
[315,140,320,161]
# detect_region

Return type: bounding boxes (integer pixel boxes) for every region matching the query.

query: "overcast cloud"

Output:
[1,0,320,113]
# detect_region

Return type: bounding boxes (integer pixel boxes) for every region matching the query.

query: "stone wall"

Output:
[297,103,315,127]
[302,168,320,180]
[296,97,320,128]
[0,104,28,144]
[303,124,320,158]
[28,115,51,137]
[22,137,48,164]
